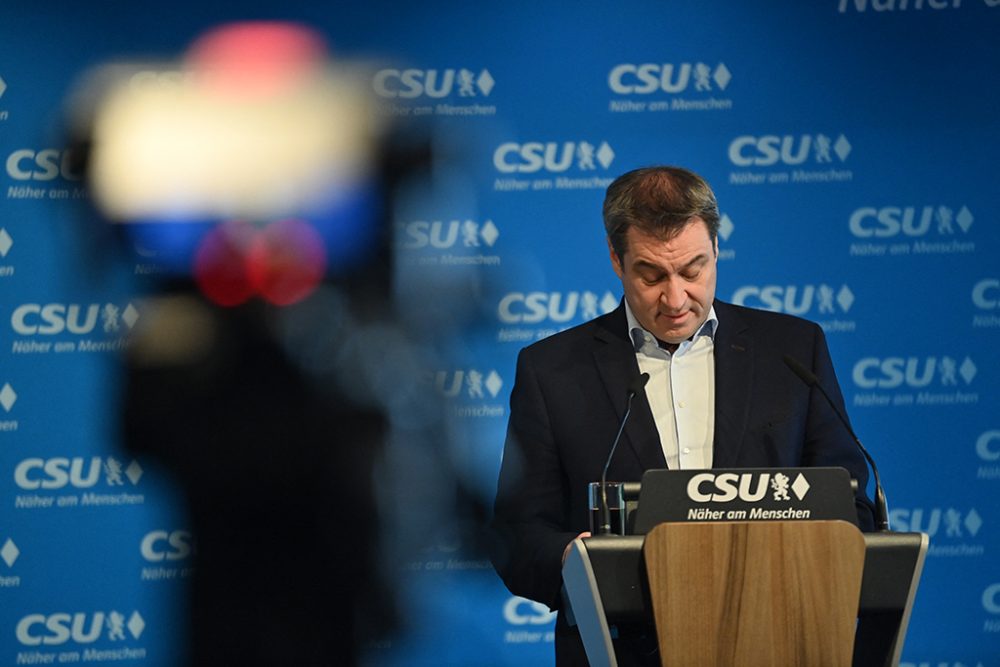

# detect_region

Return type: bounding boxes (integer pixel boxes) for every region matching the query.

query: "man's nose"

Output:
[659,280,686,310]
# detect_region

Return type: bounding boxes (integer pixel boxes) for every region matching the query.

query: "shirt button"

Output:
[678,401,686,408]
[683,447,691,454]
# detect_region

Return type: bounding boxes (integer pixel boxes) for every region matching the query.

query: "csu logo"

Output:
[608,62,732,94]
[728,134,851,167]
[972,279,998,309]
[397,219,499,250]
[11,303,139,335]
[5,149,81,181]
[687,472,810,503]
[432,369,503,399]
[140,530,193,562]
[14,457,143,490]
[498,291,617,324]
[503,596,555,625]
[373,68,494,99]
[1,537,18,567]
[493,141,615,174]
[848,205,974,238]
[889,508,982,538]
[731,284,854,315]
[852,356,977,389]
[16,611,145,646]
[1,382,15,412]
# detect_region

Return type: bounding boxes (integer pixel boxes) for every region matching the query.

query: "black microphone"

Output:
[598,372,650,535]
[783,354,889,531]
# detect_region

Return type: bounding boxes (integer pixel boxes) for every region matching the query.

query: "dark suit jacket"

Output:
[491,299,875,615]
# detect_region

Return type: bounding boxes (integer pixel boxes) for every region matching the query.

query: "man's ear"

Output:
[713,235,719,261]
[608,237,623,278]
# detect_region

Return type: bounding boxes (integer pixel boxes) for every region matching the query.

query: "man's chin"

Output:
[654,318,692,341]
[651,327,689,345]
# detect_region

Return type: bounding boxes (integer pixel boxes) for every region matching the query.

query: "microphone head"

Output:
[783,354,819,387]
[628,372,650,395]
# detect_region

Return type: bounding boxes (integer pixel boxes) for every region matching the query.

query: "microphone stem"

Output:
[600,398,633,534]
[811,378,890,531]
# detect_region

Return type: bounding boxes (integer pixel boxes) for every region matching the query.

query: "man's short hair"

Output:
[603,166,720,259]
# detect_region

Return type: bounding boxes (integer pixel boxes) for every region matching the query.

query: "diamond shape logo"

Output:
[125,460,144,485]
[0,228,12,257]
[1,538,19,567]
[0,76,6,99]
[956,206,974,233]
[965,508,983,537]
[959,357,977,385]
[485,371,503,398]
[718,214,734,242]
[600,291,618,314]
[122,303,140,329]
[791,474,810,500]
[127,611,145,640]
[480,220,499,247]
[713,63,732,91]
[833,135,852,162]
[477,69,495,97]
[836,285,855,313]
[596,142,615,169]
[0,383,16,412]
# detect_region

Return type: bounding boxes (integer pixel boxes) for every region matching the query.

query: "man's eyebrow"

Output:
[681,254,710,271]
[632,253,709,273]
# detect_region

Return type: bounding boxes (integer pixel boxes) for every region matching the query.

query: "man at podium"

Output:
[490,166,876,665]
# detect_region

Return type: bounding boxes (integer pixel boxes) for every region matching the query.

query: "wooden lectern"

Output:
[562,469,928,666]
[644,521,864,666]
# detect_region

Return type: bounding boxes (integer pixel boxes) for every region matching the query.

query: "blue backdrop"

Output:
[1,2,998,665]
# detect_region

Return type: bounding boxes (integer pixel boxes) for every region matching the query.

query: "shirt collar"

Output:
[624,298,718,354]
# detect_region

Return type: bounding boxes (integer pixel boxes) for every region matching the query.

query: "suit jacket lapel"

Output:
[592,303,667,472]
[712,301,753,467]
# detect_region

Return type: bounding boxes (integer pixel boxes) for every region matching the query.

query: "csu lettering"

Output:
[984,583,1000,614]
[12,303,100,335]
[141,530,193,561]
[398,221,460,249]
[888,509,950,536]
[373,69,458,99]
[15,457,102,490]
[503,597,555,625]
[728,135,814,167]
[730,285,847,315]
[687,473,770,503]
[498,292,584,324]
[977,431,1000,461]
[494,142,575,174]
[5,149,81,181]
[608,63,696,94]
[433,371,467,398]
[16,612,105,646]
[972,279,999,309]
[848,206,964,238]
[852,357,938,389]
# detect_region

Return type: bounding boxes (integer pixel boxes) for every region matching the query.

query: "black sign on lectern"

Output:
[630,466,858,534]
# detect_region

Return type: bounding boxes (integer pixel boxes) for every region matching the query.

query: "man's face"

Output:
[609,219,718,345]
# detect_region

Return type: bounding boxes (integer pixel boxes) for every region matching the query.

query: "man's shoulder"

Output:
[717,300,822,336]
[520,306,623,357]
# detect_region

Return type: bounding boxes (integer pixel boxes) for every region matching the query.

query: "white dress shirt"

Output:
[625,301,717,470]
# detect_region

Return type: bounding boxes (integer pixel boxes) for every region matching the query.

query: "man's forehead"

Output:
[625,218,711,248]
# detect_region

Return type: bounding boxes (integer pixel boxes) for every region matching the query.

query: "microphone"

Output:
[783,354,890,531]
[598,372,650,535]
